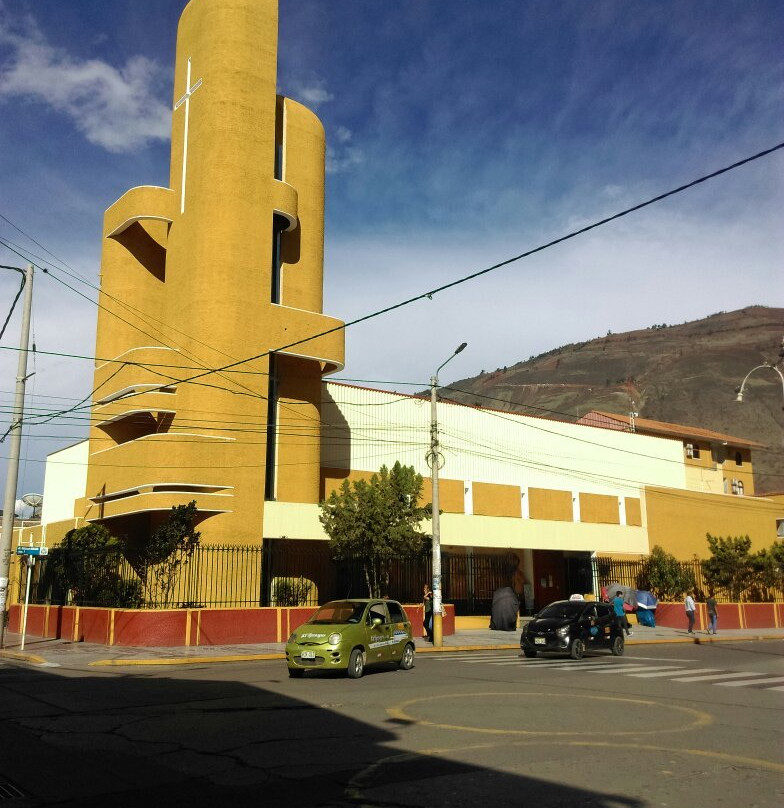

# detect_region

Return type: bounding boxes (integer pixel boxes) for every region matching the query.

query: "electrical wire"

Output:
[7,140,783,430]
[0,264,26,342]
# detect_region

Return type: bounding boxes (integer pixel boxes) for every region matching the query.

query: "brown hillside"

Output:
[446,306,784,494]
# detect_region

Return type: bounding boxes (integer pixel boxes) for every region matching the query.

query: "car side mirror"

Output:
[372,617,383,627]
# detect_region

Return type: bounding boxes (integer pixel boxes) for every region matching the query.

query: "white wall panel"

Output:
[41,441,88,525]
[323,383,685,500]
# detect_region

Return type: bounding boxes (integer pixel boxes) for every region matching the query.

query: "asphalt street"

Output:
[0,640,782,807]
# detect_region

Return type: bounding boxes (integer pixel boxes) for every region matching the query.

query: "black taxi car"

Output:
[520,600,625,660]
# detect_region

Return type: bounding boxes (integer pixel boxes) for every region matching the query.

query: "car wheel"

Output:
[399,643,415,670]
[570,638,585,660]
[523,648,538,658]
[288,668,304,678]
[611,635,625,656]
[347,648,365,679]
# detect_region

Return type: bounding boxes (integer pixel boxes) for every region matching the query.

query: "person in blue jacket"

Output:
[612,590,633,636]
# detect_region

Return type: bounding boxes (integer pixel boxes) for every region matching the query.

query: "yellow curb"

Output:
[625,635,784,645]
[416,644,519,654]
[51,634,784,668]
[89,652,285,667]
[0,650,49,665]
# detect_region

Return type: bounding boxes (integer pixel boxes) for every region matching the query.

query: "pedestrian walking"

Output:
[684,592,696,634]
[612,590,632,636]
[706,593,718,635]
[423,584,434,642]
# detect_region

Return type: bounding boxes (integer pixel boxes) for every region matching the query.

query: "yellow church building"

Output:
[12,0,784,622]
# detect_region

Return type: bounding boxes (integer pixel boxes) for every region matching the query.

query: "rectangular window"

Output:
[270,213,286,304]
[274,142,283,181]
[264,354,278,501]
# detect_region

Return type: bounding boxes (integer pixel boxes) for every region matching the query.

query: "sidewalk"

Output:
[1,624,783,670]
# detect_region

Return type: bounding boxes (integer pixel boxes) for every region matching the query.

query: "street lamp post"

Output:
[735,363,784,407]
[428,342,467,647]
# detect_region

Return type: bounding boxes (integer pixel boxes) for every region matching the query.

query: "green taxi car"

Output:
[285,599,415,678]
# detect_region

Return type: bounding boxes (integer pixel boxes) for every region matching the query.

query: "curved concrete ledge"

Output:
[104,185,176,238]
[271,180,298,231]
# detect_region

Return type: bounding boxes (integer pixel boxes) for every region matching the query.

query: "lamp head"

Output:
[455,342,467,355]
[735,391,744,403]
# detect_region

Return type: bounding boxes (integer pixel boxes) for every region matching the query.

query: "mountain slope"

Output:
[446,306,784,494]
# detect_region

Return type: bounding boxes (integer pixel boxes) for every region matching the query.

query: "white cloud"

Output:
[335,125,352,144]
[0,8,170,153]
[291,77,334,106]
[326,142,364,175]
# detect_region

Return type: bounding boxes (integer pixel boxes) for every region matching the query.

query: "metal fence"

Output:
[20,545,781,613]
[21,542,520,614]
[22,545,264,609]
[593,556,784,603]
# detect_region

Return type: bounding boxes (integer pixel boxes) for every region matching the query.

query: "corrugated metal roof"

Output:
[579,410,764,449]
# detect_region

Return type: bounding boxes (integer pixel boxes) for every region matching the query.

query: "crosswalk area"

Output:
[423,652,784,692]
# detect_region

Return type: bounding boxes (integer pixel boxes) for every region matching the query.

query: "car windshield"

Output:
[537,603,584,620]
[310,602,366,625]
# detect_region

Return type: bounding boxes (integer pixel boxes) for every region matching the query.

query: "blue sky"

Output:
[1,0,783,498]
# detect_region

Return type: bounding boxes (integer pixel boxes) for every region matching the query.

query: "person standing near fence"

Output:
[423,584,434,642]
[684,591,696,634]
[706,592,718,635]
[612,590,632,637]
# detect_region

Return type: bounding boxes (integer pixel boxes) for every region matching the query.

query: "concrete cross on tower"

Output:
[174,57,203,214]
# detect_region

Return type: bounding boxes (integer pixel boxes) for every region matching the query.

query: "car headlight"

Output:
[287,632,297,643]
[328,633,341,645]
[556,626,570,637]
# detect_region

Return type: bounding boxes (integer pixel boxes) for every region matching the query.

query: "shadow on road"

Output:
[0,663,644,807]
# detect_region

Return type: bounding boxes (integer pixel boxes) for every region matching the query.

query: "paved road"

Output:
[1,641,782,806]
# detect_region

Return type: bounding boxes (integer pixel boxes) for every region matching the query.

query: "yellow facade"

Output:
[579,493,620,525]
[472,482,522,518]
[645,486,781,559]
[528,488,573,521]
[625,498,642,527]
[82,0,344,544]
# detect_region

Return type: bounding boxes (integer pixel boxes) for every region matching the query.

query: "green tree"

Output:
[138,501,201,607]
[702,534,757,601]
[319,462,431,598]
[637,545,695,600]
[49,524,141,607]
[752,540,784,595]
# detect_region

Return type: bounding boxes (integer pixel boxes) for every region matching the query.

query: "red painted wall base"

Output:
[7,603,456,647]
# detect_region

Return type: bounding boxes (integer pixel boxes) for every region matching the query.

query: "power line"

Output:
[4,140,783,444]
[65,140,784,409]
[0,265,26,342]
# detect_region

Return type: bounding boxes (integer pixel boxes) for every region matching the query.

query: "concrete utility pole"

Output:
[0,263,34,648]
[429,342,467,647]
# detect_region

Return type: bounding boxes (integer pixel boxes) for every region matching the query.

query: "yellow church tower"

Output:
[81,0,344,543]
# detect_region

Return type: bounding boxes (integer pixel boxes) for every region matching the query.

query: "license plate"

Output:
[300,650,316,659]
[534,637,546,645]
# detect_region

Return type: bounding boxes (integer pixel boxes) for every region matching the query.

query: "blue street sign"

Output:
[16,546,48,557]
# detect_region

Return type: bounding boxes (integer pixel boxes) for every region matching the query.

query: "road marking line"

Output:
[515,658,614,665]
[714,676,784,688]
[528,661,620,670]
[428,653,510,661]
[626,667,691,677]
[627,668,718,678]
[462,656,522,663]
[582,665,668,674]
[671,671,767,682]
